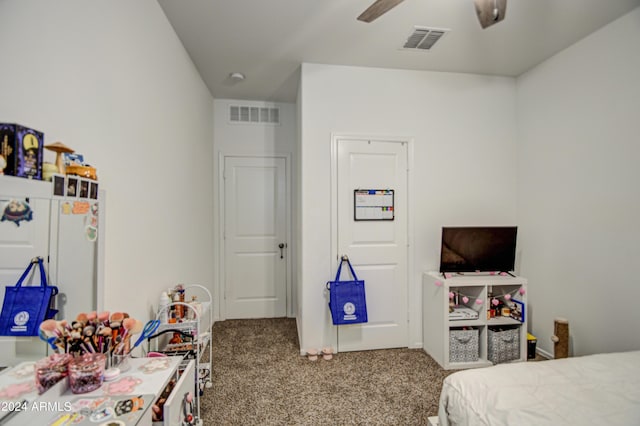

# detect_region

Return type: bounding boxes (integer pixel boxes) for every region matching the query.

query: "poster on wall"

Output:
[354,189,394,221]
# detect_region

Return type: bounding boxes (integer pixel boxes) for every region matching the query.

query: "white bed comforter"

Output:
[438,350,640,426]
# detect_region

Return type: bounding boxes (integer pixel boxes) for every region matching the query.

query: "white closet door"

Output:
[0,196,50,365]
[224,156,287,319]
[336,138,409,352]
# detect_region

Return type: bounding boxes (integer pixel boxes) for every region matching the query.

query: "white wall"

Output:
[0,0,214,324]
[212,99,297,319]
[296,82,304,341]
[516,7,640,357]
[299,63,518,352]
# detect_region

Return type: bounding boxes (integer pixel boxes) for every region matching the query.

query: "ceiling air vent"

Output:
[402,26,449,51]
[229,105,280,125]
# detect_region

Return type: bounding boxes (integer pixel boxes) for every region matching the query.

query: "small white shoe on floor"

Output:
[307,349,318,361]
[322,347,333,360]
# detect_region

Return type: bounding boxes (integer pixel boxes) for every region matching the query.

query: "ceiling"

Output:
[158,0,640,102]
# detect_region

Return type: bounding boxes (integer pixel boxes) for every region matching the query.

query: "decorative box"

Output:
[0,123,44,179]
[449,327,479,363]
[509,299,525,323]
[488,326,520,364]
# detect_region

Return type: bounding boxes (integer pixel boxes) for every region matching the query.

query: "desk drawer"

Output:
[157,359,195,425]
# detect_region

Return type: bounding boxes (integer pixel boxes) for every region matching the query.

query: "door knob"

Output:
[278,243,287,259]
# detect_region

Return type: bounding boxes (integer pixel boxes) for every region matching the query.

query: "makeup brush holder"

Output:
[68,353,106,394]
[108,353,131,373]
[35,353,72,394]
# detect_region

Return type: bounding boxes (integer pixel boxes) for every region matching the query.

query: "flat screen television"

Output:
[439,226,517,273]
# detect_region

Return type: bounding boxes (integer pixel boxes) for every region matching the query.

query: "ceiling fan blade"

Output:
[474,0,507,29]
[357,0,405,23]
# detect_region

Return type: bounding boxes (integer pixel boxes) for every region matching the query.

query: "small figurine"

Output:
[45,141,74,174]
[170,332,183,345]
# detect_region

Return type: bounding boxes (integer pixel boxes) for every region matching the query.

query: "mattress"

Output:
[438,350,640,426]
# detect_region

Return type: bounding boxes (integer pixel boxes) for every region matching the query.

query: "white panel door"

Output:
[224,156,287,318]
[336,139,408,352]
[0,197,51,365]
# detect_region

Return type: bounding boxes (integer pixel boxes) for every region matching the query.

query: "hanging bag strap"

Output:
[336,256,359,282]
[327,256,359,289]
[15,256,47,288]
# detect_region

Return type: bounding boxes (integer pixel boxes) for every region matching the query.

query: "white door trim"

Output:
[330,133,416,351]
[217,153,293,320]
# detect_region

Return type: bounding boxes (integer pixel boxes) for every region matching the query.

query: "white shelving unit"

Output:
[150,284,213,425]
[423,271,527,370]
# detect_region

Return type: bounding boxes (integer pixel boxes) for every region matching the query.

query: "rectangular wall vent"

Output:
[402,26,449,51]
[229,105,280,125]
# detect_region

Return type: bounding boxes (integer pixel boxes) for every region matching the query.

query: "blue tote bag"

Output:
[0,257,58,336]
[326,256,368,325]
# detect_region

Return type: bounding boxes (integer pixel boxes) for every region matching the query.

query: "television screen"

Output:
[439,226,517,273]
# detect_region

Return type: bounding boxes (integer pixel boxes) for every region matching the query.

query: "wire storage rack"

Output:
[149,284,213,425]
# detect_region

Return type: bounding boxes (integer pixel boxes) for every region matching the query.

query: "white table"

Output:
[2,356,185,426]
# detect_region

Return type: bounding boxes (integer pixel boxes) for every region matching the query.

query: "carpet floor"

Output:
[199,318,454,425]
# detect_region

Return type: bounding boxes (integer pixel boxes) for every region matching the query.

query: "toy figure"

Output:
[170,332,183,344]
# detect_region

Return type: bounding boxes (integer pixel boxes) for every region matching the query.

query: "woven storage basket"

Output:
[449,328,479,363]
[488,327,520,364]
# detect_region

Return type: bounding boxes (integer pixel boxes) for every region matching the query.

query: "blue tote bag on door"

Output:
[0,257,58,336]
[326,256,368,325]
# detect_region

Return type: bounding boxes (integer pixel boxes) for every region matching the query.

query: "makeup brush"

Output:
[99,326,112,337]
[120,318,136,339]
[133,319,144,333]
[37,331,59,352]
[82,324,97,350]
[40,319,61,337]
[57,320,72,353]
[98,311,110,326]
[76,312,88,327]
[121,318,139,354]
[110,312,124,344]
[86,311,97,323]
[110,319,148,374]
[112,319,133,355]
[99,326,112,353]
[110,312,124,329]
[85,323,99,353]
[38,325,48,341]
[38,323,57,349]
[55,320,67,336]
[60,319,72,333]
[68,328,84,355]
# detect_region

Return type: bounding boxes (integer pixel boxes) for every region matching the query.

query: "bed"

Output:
[437,350,640,426]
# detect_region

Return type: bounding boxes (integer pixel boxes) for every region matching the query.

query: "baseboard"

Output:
[410,341,423,350]
[537,347,553,360]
